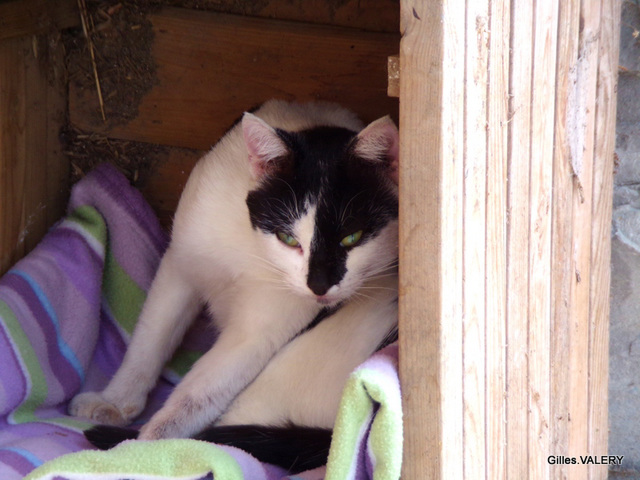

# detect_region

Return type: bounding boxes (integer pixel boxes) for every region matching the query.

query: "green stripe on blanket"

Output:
[70,205,108,247]
[0,300,48,424]
[94,201,202,377]
[325,358,403,480]
[103,248,146,337]
[22,439,244,480]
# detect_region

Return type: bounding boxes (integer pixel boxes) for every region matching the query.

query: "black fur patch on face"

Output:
[246,125,398,295]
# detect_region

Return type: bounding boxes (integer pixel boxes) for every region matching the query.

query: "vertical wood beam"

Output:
[397,0,443,475]
[550,1,580,479]
[398,0,619,478]
[567,1,600,478]
[0,33,68,276]
[527,2,558,479]
[398,0,464,477]
[506,1,534,476]
[0,36,27,275]
[486,0,510,478]
[588,0,621,478]
[463,0,489,477]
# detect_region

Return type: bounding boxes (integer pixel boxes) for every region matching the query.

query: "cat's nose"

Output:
[307,271,332,296]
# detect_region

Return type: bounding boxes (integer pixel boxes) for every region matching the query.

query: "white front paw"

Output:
[138,396,201,440]
[138,417,174,440]
[69,391,144,426]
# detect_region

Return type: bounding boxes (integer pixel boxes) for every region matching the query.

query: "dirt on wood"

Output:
[63,1,162,184]
[61,0,388,185]
[61,0,276,186]
[64,1,157,128]
[62,125,169,186]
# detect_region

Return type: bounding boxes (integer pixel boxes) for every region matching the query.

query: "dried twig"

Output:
[77,0,106,122]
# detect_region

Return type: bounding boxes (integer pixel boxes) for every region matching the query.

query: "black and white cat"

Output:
[70,99,399,471]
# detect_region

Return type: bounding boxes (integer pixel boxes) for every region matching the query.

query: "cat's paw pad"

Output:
[138,404,191,440]
[138,422,170,441]
[69,392,131,426]
[138,413,182,440]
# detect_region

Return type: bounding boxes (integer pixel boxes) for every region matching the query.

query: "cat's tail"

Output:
[84,424,332,472]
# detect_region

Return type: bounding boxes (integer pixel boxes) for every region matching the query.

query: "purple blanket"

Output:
[0,164,402,480]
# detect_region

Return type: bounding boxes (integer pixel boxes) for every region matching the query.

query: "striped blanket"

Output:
[0,164,402,480]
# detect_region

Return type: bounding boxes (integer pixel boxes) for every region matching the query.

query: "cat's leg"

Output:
[136,288,319,440]
[69,249,202,426]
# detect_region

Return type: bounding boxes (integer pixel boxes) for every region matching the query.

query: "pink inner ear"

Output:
[355,116,399,184]
[242,113,289,180]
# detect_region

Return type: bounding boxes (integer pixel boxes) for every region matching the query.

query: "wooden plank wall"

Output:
[70,8,400,150]
[398,0,620,479]
[68,5,399,228]
[0,0,77,276]
[0,0,79,41]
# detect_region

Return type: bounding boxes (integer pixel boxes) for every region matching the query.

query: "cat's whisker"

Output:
[347,294,369,306]
[366,265,399,275]
[364,271,398,283]
[352,290,377,302]
[339,191,366,225]
[358,286,397,292]
[366,273,399,281]
[378,258,400,269]
[245,252,287,274]
[274,178,302,220]
[257,275,293,289]
[220,250,287,279]
[365,262,399,278]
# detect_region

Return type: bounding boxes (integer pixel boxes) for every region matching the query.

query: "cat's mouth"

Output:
[295,281,347,307]
[314,288,352,307]
[315,295,336,306]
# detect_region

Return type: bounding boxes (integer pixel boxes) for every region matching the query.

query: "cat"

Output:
[70,99,399,471]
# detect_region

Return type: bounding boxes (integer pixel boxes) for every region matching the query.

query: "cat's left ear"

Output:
[352,116,399,185]
[242,113,290,181]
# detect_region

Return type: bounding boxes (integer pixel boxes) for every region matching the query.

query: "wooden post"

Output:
[398,0,620,478]
[0,1,73,275]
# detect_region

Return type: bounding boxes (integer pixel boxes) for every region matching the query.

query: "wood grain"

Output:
[0,0,79,41]
[567,2,600,478]
[506,1,534,477]
[485,0,510,478]
[438,0,465,476]
[0,34,68,276]
[463,0,489,476]
[398,0,466,477]
[69,8,399,151]
[398,0,446,477]
[0,37,27,275]
[398,1,616,477]
[528,2,558,479]
[588,0,620,478]
[238,0,400,33]
[550,2,580,479]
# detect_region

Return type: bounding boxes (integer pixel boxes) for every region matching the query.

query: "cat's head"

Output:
[244,112,399,306]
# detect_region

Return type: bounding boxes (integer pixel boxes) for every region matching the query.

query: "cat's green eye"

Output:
[340,230,363,248]
[277,231,300,248]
